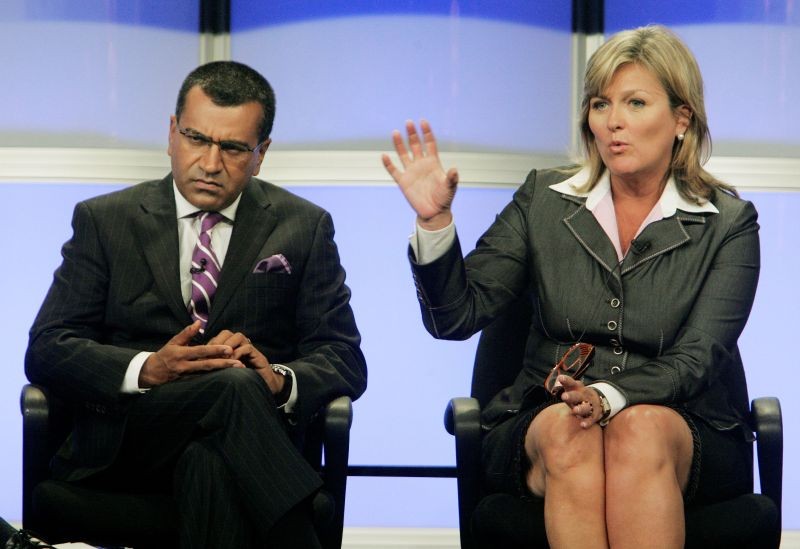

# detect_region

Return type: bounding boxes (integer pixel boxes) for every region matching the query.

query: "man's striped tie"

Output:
[188,211,225,331]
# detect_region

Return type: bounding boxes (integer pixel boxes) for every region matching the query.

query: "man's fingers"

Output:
[173,358,243,374]
[167,320,203,346]
[207,330,235,346]
[181,344,233,360]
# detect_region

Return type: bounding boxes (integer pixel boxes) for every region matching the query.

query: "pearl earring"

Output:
[677,133,685,141]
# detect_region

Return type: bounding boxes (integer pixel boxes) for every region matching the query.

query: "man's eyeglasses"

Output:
[176,124,263,163]
[544,342,595,397]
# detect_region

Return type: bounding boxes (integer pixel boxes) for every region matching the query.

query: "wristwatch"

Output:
[589,386,612,426]
[271,364,293,405]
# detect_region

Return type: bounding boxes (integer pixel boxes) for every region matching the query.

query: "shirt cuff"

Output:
[273,364,299,414]
[409,219,456,265]
[589,381,626,419]
[121,351,152,394]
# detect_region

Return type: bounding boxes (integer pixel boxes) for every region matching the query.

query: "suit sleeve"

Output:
[25,201,138,407]
[410,170,535,340]
[287,211,367,421]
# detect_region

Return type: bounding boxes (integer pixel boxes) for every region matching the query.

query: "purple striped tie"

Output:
[189,211,225,331]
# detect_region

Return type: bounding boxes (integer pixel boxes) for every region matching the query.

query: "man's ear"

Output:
[251,138,272,177]
[167,115,178,157]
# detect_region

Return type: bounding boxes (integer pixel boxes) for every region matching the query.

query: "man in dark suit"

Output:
[25,61,367,548]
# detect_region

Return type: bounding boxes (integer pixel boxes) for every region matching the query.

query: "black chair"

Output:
[444,298,783,549]
[21,383,353,549]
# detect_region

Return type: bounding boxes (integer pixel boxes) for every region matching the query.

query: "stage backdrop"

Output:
[1,0,798,531]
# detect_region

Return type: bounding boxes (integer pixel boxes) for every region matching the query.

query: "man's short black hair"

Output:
[175,61,276,143]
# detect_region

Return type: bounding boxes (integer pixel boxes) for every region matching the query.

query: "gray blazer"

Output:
[26,174,367,478]
[411,168,759,439]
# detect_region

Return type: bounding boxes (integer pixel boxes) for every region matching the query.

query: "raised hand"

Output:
[382,119,459,231]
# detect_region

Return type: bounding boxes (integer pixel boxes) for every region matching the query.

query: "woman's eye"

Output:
[591,100,607,110]
[630,99,645,108]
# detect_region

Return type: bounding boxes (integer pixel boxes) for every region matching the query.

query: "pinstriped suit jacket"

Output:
[25,174,367,479]
[411,168,759,439]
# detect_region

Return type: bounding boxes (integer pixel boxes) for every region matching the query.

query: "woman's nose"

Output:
[606,106,624,131]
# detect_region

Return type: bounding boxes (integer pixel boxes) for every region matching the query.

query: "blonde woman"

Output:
[384,26,759,548]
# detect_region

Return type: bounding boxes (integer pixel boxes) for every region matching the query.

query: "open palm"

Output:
[382,119,459,230]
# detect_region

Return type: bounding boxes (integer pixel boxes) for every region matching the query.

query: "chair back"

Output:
[471,296,534,408]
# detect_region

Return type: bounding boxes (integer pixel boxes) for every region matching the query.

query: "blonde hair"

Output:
[578,25,737,201]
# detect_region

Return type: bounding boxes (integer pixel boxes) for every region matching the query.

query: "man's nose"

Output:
[199,142,224,173]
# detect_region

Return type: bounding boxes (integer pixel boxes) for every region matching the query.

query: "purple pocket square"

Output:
[253,254,292,274]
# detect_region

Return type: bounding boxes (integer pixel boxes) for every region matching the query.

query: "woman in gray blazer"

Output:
[383,26,759,548]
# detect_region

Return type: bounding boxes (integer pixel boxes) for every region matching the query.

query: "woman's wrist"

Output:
[417,211,453,232]
[589,386,612,425]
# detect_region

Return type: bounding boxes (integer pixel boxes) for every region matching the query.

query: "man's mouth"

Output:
[194,179,222,189]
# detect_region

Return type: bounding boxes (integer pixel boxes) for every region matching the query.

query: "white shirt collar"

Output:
[549,166,719,216]
[172,180,242,221]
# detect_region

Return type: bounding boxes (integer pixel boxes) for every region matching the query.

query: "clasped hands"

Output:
[557,375,605,429]
[139,320,286,396]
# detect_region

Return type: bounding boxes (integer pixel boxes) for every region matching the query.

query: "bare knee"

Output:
[524,404,603,494]
[604,405,693,488]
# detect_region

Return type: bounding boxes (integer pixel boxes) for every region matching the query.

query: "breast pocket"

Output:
[239,274,299,338]
[245,272,296,290]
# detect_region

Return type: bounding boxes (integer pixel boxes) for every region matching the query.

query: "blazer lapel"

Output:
[561,196,620,275]
[621,213,706,274]
[206,180,277,332]
[134,174,191,324]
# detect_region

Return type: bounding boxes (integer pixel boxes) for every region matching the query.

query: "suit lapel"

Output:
[134,174,191,324]
[560,194,707,277]
[561,196,620,275]
[206,180,276,332]
[621,214,705,274]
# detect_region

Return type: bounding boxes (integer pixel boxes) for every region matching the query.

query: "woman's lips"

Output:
[609,140,628,154]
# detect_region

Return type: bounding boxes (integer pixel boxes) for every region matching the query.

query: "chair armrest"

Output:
[322,396,352,479]
[20,384,51,528]
[321,395,352,549]
[751,397,782,516]
[445,397,482,549]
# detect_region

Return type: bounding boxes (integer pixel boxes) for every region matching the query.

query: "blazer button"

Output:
[610,298,620,308]
[613,346,624,355]
[611,366,621,374]
[606,320,617,331]
[610,338,620,346]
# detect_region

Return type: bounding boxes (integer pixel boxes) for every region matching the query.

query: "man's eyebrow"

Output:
[184,126,251,146]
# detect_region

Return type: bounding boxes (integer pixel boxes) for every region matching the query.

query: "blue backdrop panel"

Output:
[0,0,198,31]
[230,5,573,153]
[0,0,198,148]
[231,0,571,30]
[606,0,799,28]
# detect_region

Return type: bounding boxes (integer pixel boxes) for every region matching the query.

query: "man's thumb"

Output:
[168,321,202,346]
